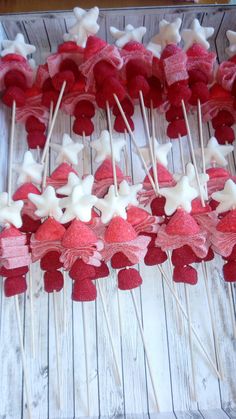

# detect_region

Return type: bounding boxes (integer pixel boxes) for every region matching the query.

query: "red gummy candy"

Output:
[73,116,94,136]
[20,214,41,233]
[189,82,209,106]
[69,259,96,280]
[223,261,236,282]
[40,251,63,272]
[212,110,234,129]
[210,83,231,100]
[186,43,208,57]
[4,69,27,90]
[94,60,118,86]
[144,87,163,109]
[74,100,95,118]
[118,268,142,290]
[167,119,187,139]
[166,209,200,236]
[128,75,150,99]
[72,279,97,301]
[13,182,40,200]
[58,41,83,54]
[171,245,199,267]
[144,246,167,265]
[215,126,235,145]
[0,265,28,278]
[202,247,214,262]
[165,106,184,122]
[52,70,75,93]
[161,44,182,60]
[42,78,54,92]
[105,217,137,243]
[44,270,64,293]
[150,196,166,216]
[113,97,134,117]
[224,244,236,261]
[27,131,46,149]
[25,116,46,133]
[122,41,146,53]
[126,58,148,80]
[173,265,198,285]
[84,36,106,61]
[35,217,66,241]
[2,54,26,63]
[59,58,80,80]
[217,210,236,233]
[114,114,134,133]
[41,90,59,108]
[96,77,126,108]
[62,219,96,248]
[188,69,208,85]
[4,275,27,297]
[2,86,26,107]
[148,76,162,91]
[94,158,124,181]
[167,83,191,107]
[93,262,110,279]
[111,252,134,269]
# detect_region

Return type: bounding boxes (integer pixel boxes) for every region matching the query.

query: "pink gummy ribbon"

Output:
[0,235,31,269]
[217,60,236,91]
[60,239,104,270]
[0,58,34,91]
[47,51,83,78]
[163,51,188,86]
[132,215,160,235]
[30,236,64,262]
[16,94,49,124]
[187,51,216,83]
[102,235,150,264]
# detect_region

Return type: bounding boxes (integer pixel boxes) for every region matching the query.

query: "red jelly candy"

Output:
[167,83,191,107]
[150,196,166,216]
[167,119,187,139]
[2,86,26,107]
[20,214,41,233]
[215,126,235,145]
[144,247,167,265]
[69,259,96,280]
[73,116,94,136]
[114,114,134,133]
[144,87,163,109]
[4,69,27,89]
[161,44,182,60]
[94,59,118,86]
[52,70,75,93]
[58,41,83,54]
[97,77,126,108]
[118,268,142,290]
[188,69,208,85]
[25,116,46,133]
[166,106,184,122]
[202,247,214,262]
[41,90,59,108]
[93,262,110,279]
[74,100,95,118]
[113,97,134,117]
[40,251,63,272]
[44,270,64,293]
[42,78,54,92]
[0,265,28,278]
[189,82,209,106]
[173,265,198,285]
[126,58,149,80]
[111,252,134,269]
[128,75,150,99]
[72,279,97,301]
[212,110,234,129]
[59,58,80,80]
[223,261,236,282]
[27,131,46,149]
[171,245,199,266]
[4,275,27,297]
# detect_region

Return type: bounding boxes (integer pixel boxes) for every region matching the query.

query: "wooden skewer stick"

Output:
[197,100,208,200]
[29,263,35,358]
[81,302,90,416]
[227,281,236,339]
[167,251,183,336]
[123,130,130,177]
[184,285,197,401]
[62,271,67,333]
[106,101,118,196]
[53,291,62,409]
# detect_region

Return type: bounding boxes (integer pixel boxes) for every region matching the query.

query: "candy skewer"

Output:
[81,302,90,416]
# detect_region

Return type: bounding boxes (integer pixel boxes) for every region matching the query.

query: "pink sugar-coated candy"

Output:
[0,225,22,239]
[69,259,96,280]
[2,54,26,63]
[1,245,28,259]
[212,110,234,129]
[35,218,66,242]
[114,114,134,133]
[190,198,212,215]
[167,82,191,107]
[93,59,118,86]
[94,158,124,181]
[4,69,27,90]
[118,268,142,290]
[144,246,167,266]
[0,265,28,278]
[126,58,149,80]
[83,36,107,61]
[173,265,198,285]
[40,251,63,272]
[111,252,134,269]
[165,106,184,122]
[165,209,200,236]
[122,41,146,52]
[74,100,95,118]
[215,126,235,145]
[171,245,200,267]
[50,162,77,181]
[44,270,64,293]
[144,163,174,185]
[4,275,27,297]
[186,43,208,57]
[13,182,40,201]
[20,214,41,234]
[27,131,46,149]
[167,119,187,139]
[93,261,110,279]
[73,116,94,136]
[52,70,75,93]
[2,86,26,108]
[189,82,209,106]
[105,217,137,244]
[113,97,134,117]
[25,116,46,133]
[150,196,166,217]
[127,206,150,226]
[59,58,81,80]
[58,41,83,54]
[128,75,150,99]
[96,77,126,109]
[217,210,236,233]
[72,278,97,301]
[160,44,182,60]
[223,261,236,282]
[206,167,230,180]
[62,219,97,248]
[188,69,208,85]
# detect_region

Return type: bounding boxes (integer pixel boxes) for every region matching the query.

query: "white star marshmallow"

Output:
[212,179,236,214]
[118,180,142,206]
[226,30,236,57]
[50,133,84,166]
[139,139,172,168]
[29,186,62,221]
[57,172,82,196]
[203,137,234,167]
[182,19,214,51]
[1,33,36,59]
[160,175,198,216]
[148,18,182,52]
[91,130,125,163]
[95,185,128,224]
[63,7,100,47]
[174,163,209,200]
[14,151,44,186]
[110,24,146,48]
[0,192,23,228]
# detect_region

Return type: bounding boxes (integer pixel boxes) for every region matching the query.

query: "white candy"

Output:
[110,24,146,48]
[63,7,100,47]
[182,19,214,51]
[57,172,81,196]
[139,139,172,168]
[95,185,128,224]
[174,163,209,200]
[146,41,162,58]
[1,33,36,59]
[91,130,125,163]
[226,30,236,57]
[212,179,236,214]
[160,175,198,216]
[203,137,233,167]
[14,151,44,186]
[29,186,62,221]
[148,18,182,52]
[0,192,23,228]
[50,133,84,166]
[118,180,142,206]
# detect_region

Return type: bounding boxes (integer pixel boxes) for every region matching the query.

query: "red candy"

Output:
[52,70,75,93]
[150,196,166,216]
[128,75,150,99]
[40,251,63,272]
[215,126,235,145]
[105,217,137,243]
[42,90,59,108]
[96,77,126,108]
[42,78,54,92]
[44,270,64,293]
[94,60,118,86]
[171,245,199,266]
[189,82,209,106]
[173,265,198,285]
[0,265,28,278]
[118,268,142,290]
[73,116,94,136]
[217,210,236,233]
[74,100,95,118]
[161,44,182,60]
[27,131,46,149]
[72,279,97,301]
[114,114,134,133]
[144,247,167,265]
[13,182,40,200]
[186,43,208,57]
[58,41,83,54]
[166,209,200,236]
[212,110,234,129]
[35,218,65,241]
[93,262,110,279]
[188,69,208,85]
[4,275,27,297]
[167,83,191,107]
[2,86,26,107]
[111,252,134,269]
[25,116,46,133]
[113,97,134,117]
[59,59,80,80]
[126,58,149,80]
[62,219,97,248]
[84,36,107,61]
[69,259,96,280]
[94,158,124,181]
[4,70,27,90]
[223,261,236,282]
[167,119,187,139]
[20,214,41,233]
[165,106,184,122]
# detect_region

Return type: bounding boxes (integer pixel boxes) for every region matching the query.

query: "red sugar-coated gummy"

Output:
[114,114,134,133]
[4,69,27,90]
[171,245,200,267]
[144,87,163,109]
[72,279,97,301]
[0,225,22,239]
[212,110,234,129]
[58,41,83,54]
[122,41,146,53]
[27,131,46,149]
[2,54,26,63]
[167,119,187,139]
[150,196,166,217]
[223,244,236,261]
[52,70,75,93]
[189,82,209,106]
[118,268,142,290]
[126,58,149,80]
[113,97,134,117]
[20,214,41,233]
[41,90,59,108]
[111,252,134,269]
[26,86,41,98]
[148,76,162,90]
[44,270,64,293]
[69,259,96,280]
[210,83,232,100]
[215,126,235,145]
[25,116,46,133]
[4,275,27,297]
[62,219,97,248]
[161,44,182,60]
[83,36,107,61]
[126,206,150,227]
[231,79,236,97]
[173,265,198,285]
[93,262,110,279]
[50,162,77,181]
[13,182,40,200]
[166,106,184,122]
[94,158,124,181]
[223,261,236,282]
[96,77,126,108]
[191,198,212,215]
[217,210,236,233]
[167,83,191,107]
[202,247,214,262]
[2,86,26,107]
[188,69,208,85]
[73,116,94,136]
[74,100,95,118]
[42,78,54,92]
[166,209,200,236]
[94,60,118,86]
[186,43,208,57]
[0,265,28,278]
[128,75,150,99]
[40,251,63,272]
[144,246,167,266]
[144,163,174,185]
[59,59,80,80]
[105,217,137,243]
[206,167,230,180]
[35,218,66,241]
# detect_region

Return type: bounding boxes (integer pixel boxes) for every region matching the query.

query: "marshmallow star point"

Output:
[0,192,23,228]
[1,33,36,58]
[139,139,172,168]
[57,172,81,196]
[14,151,44,186]
[212,179,236,213]
[29,186,62,221]
[151,18,182,50]
[204,136,233,167]
[91,130,125,163]
[95,185,128,224]
[110,24,146,48]
[51,133,84,166]
[182,19,214,50]
[226,30,236,57]
[174,163,209,200]
[160,175,198,216]
[118,180,142,206]
[63,6,100,47]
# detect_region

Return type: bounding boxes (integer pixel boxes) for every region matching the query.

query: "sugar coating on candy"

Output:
[69,259,96,280]
[188,69,208,85]
[4,69,27,89]
[160,44,182,60]
[113,97,134,117]
[13,183,40,201]
[2,86,26,108]
[0,193,23,229]
[27,132,46,149]
[94,158,124,181]
[20,214,41,233]
[35,218,65,241]
[4,275,27,297]
[62,219,97,248]
[74,100,95,118]
[91,130,125,163]
[118,267,142,290]
[173,265,198,285]
[111,252,134,269]
[150,196,166,217]
[50,133,84,165]
[167,83,191,107]
[114,114,134,133]
[73,116,94,136]
[104,216,137,243]
[0,265,28,278]
[190,198,211,215]
[126,58,149,80]
[207,167,231,180]
[59,58,80,80]
[144,246,167,266]
[110,24,146,48]
[128,75,150,99]
[83,35,106,61]
[52,70,75,93]
[215,126,235,145]
[165,209,200,236]
[182,19,214,51]
[223,261,236,282]
[72,278,97,301]
[217,210,236,233]
[186,43,209,57]
[0,225,22,239]
[93,60,118,86]
[25,116,46,133]
[203,137,234,167]
[127,206,150,226]
[44,270,64,293]
[93,261,109,279]
[171,245,199,266]
[29,186,62,221]
[40,251,63,272]
[166,106,184,122]
[1,33,36,58]
[42,91,59,108]
[50,163,77,181]
[144,163,174,185]
[96,77,126,108]
[212,110,234,129]
[189,82,209,106]
[63,7,100,47]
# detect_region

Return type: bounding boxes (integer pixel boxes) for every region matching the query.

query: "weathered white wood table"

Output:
[0,5,236,419]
